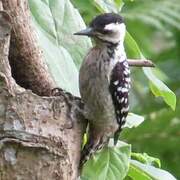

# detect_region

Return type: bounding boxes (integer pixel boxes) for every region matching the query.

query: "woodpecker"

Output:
[74,13,131,166]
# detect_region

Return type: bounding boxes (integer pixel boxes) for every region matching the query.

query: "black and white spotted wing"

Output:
[109,60,130,142]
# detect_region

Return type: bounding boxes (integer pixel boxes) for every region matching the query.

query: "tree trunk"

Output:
[0,1,86,179]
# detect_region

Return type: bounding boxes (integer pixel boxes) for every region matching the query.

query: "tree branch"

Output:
[0,10,23,95]
[2,0,56,96]
[127,59,155,67]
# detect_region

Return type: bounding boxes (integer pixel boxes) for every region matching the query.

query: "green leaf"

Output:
[126,163,153,180]
[124,31,142,59]
[115,0,124,8]
[129,160,177,180]
[94,0,124,13]
[29,0,92,96]
[125,32,176,110]
[81,140,131,180]
[144,68,176,110]
[72,0,99,23]
[124,113,144,129]
[131,153,161,168]
[126,156,175,180]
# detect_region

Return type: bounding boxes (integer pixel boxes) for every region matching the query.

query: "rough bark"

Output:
[2,0,56,96]
[0,6,86,180]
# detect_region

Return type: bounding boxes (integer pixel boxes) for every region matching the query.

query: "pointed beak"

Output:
[74,27,94,36]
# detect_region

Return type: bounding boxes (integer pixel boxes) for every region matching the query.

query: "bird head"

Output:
[74,13,126,44]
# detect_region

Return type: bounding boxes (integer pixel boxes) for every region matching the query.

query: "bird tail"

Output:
[79,135,108,170]
[79,139,95,167]
[113,127,122,145]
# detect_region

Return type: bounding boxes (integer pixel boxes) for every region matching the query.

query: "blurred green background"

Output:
[72,0,180,178]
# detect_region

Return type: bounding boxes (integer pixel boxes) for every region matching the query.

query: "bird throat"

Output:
[106,41,126,62]
[97,40,127,83]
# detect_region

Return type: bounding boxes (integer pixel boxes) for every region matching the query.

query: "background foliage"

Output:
[29,0,180,179]
[72,0,180,179]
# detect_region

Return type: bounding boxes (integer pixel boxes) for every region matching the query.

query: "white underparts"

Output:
[121,88,128,93]
[125,77,131,83]
[121,106,129,113]
[120,97,125,103]
[113,80,119,85]
[115,42,126,62]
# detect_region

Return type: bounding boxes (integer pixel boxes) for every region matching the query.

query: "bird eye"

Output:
[98,29,113,35]
[103,30,113,34]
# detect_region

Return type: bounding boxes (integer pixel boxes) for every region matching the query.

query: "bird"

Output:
[74,13,131,167]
